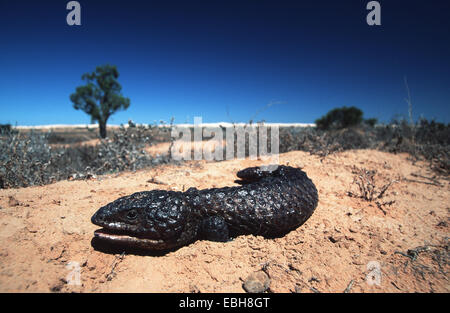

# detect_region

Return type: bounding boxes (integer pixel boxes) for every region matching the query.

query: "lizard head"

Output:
[91,190,199,250]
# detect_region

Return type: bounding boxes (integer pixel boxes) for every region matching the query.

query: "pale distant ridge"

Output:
[14,122,316,129]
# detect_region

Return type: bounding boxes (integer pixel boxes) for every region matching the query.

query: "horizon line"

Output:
[13,122,317,129]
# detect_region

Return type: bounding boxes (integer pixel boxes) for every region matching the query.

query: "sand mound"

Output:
[0,150,448,292]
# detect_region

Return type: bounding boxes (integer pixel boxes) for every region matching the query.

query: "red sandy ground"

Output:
[0,149,448,292]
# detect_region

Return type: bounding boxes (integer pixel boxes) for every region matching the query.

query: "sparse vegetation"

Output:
[394,239,450,281]
[346,166,397,214]
[347,166,397,202]
[0,115,448,189]
[278,118,450,176]
[0,122,171,188]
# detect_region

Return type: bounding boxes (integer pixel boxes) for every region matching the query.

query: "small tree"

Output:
[70,65,130,138]
[315,106,364,130]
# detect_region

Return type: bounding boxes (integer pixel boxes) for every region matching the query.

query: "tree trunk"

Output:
[99,121,107,138]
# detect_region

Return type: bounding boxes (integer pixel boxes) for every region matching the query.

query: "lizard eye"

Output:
[126,209,138,220]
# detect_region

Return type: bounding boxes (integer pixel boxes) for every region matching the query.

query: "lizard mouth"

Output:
[94,228,136,240]
[93,228,166,248]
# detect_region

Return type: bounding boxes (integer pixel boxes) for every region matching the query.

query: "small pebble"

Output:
[8,196,20,207]
[242,271,270,293]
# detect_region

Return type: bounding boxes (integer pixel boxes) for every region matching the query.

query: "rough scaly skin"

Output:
[91,165,318,250]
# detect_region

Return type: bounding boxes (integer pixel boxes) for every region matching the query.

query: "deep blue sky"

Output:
[1,0,449,125]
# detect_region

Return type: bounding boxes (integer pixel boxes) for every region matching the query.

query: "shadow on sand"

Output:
[90,237,180,257]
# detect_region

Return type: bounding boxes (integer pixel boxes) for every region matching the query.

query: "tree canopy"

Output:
[70,64,130,138]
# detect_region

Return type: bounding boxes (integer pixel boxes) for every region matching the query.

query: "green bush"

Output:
[0,124,16,135]
[364,118,378,127]
[315,106,364,130]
